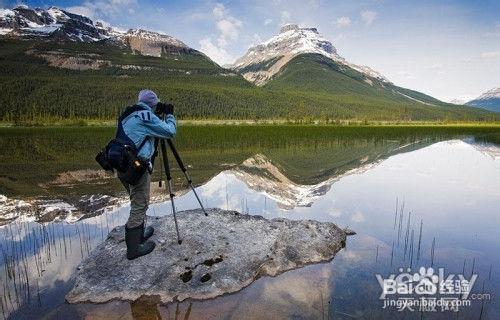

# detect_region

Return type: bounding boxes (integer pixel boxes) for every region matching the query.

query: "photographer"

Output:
[119,89,176,259]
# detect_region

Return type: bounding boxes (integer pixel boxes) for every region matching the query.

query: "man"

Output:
[120,89,176,260]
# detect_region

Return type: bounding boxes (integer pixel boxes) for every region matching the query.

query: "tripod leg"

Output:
[159,153,163,188]
[160,139,182,244]
[167,139,208,216]
[153,139,163,187]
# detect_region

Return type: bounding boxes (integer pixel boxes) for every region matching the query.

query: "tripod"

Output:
[154,137,208,245]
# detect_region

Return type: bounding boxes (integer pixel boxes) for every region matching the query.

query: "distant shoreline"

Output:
[1,119,499,128]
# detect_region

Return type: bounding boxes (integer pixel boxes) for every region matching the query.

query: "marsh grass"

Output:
[0,211,127,318]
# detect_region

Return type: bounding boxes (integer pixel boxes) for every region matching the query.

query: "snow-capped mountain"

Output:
[0,5,109,41]
[231,24,389,85]
[466,88,500,113]
[471,87,500,101]
[0,5,193,57]
[232,154,336,209]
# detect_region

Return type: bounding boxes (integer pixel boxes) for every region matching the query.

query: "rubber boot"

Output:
[125,224,155,260]
[140,223,154,243]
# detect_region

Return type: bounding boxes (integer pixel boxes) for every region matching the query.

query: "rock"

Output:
[66,208,348,304]
[123,29,197,57]
[344,227,357,236]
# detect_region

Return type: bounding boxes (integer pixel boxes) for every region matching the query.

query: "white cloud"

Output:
[212,3,227,19]
[335,16,351,28]
[216,17,242,44]
[351,210,365,223]
[66,0,137,21]
[426,63,443,70]
[280,10,291,24]
[481,50,500,59]
[361,10,377,26]
[184,12,210,22]
[264,18,273,26]
[308,0,320,10]
[199,37,234,65]
[332,33,346,43]
[66,5,96,18]
[198,3,242,65]
[327,208,342,218]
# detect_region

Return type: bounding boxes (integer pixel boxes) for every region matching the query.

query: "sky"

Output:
[3,0,500,102]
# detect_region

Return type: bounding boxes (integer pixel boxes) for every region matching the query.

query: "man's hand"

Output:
[154,102,174,116]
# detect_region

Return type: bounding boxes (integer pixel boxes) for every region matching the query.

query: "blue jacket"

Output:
[121,102,177,161]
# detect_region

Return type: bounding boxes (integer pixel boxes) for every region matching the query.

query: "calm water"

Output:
[1,129,499,319]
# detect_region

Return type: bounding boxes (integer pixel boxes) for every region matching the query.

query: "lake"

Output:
[0,125,499,319]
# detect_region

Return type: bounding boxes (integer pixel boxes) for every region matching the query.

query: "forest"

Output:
[0,39,498,125]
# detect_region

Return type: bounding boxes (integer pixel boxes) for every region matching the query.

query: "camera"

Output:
[154,102,174,116]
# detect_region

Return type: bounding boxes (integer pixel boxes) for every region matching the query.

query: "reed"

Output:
[471,257,476,277]
[416,219,423,261]
[393,197,398,230]
[390,241,394,267]
[397,206,404,247]
[409,229,414,268]
[403,212,411,260]
[430,237,436,268]
[0,214,127,318]
[478,280,485,320]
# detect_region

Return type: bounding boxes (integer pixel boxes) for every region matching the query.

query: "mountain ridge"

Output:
[0,5,202,58]
[466,88,500,113]
[230,24,452,108]
[231,24,389,85]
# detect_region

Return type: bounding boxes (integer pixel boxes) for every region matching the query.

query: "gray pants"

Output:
[119,171,151,228]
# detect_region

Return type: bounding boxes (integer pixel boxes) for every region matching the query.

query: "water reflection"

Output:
[1,138,500,319]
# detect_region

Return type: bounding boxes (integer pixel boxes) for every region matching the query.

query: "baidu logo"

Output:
[375,267,487,312]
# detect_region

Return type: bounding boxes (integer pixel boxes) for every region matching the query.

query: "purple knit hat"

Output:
[138,89,160,107]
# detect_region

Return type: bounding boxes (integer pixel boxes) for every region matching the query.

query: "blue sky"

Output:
[3,0,500,101]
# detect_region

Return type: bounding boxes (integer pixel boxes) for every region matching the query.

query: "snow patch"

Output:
[0,28,12,35]
[0,9,15,18]
[46,6,69,22]
[395,91,436,106]
[473,88,500,101]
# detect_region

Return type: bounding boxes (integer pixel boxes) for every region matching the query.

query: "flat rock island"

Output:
[66,208,349,304]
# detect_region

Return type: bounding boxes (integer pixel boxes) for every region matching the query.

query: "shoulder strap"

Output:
[137,137,148,152]
[119,104,149,122]
[115,105,150,153]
